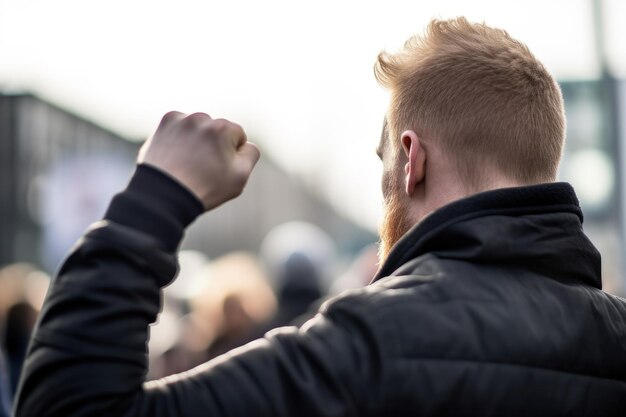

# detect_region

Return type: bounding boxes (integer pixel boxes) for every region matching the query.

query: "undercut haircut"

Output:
[374,17,565,187]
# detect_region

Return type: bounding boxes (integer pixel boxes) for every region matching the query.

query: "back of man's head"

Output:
[375,17,565,189]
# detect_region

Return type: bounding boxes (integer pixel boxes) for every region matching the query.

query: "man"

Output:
[14,17,626,416]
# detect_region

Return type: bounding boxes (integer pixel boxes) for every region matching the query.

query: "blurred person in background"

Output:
[196,252,276,359]
[3,302,37,396]
[0,263,49,399]
[0,349,9,417]
[262,252,323,329]
[14,17,626,416]
[259,222,336,328]
[149,252,276,377]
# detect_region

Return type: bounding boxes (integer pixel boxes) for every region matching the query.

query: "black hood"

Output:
[373,182,602,289]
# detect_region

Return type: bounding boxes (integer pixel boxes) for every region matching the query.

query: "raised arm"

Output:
[13,113,379,417]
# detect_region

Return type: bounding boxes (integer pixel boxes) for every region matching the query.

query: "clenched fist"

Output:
[138,111,260,210]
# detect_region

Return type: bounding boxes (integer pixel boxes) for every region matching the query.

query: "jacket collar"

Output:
[372,182,602,289]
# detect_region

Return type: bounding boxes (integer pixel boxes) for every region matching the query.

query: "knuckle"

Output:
[230,121,244,135]
[184,112,211,127]
[232,123,247,141]
[205,118,229,134]
[160,111,184,125]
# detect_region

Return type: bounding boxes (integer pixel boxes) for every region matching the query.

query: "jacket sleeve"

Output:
[13,165,379,417]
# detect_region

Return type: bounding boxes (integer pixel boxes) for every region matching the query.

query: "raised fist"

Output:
[138,111,260,210]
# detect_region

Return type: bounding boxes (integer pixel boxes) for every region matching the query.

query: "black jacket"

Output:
[14,165,626,416]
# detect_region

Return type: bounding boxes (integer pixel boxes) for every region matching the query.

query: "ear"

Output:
[400,130,426,196]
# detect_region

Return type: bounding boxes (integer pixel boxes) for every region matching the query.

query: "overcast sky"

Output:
[1,0,624,230]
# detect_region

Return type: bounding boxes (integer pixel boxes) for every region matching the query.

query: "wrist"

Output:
[104,164,204,252]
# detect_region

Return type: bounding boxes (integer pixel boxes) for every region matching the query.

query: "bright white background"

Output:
[1,0,624,230]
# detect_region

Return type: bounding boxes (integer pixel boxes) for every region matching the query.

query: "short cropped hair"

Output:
[375,17,565,186]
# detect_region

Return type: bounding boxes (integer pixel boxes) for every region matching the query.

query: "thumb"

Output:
[236,142,261,174]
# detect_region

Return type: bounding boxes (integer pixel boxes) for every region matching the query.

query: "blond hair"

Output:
[375,17,565,187]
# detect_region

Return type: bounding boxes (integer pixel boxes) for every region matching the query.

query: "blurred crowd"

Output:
[0,221,379,413]
[0,263,51,416]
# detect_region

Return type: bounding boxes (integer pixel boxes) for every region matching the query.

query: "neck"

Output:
[408,170,523,225]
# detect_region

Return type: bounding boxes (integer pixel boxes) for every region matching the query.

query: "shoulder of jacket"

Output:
[318,272,442,318]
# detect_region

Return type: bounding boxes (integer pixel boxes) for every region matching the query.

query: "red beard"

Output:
[378,182,413,264]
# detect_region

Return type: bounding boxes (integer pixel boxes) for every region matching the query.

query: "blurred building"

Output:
[0,93,375,273]
[0,94,138,270]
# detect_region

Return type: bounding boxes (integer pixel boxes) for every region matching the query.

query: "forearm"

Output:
[13,165,203,417]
